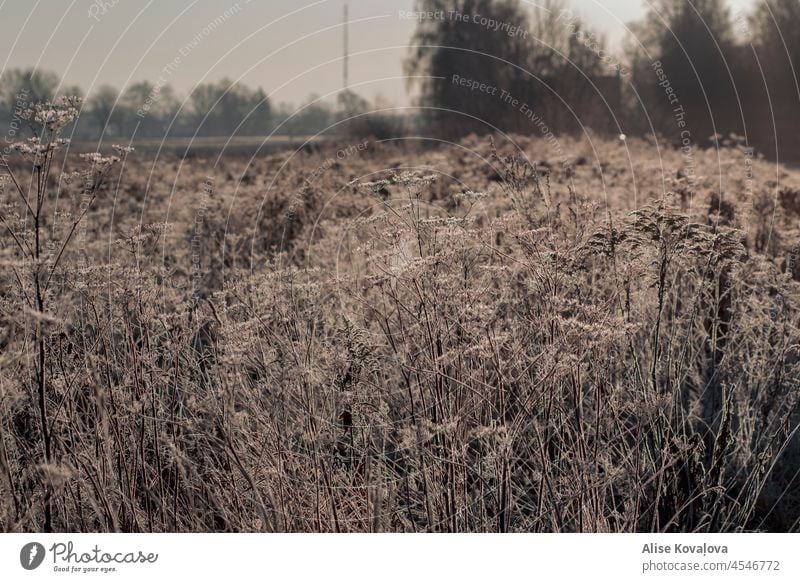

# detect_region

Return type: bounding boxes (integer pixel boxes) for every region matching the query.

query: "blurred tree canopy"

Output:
[744,0,800,159]
[626,0,739,143]
[0,71,275,141]
[623,0,800,159]
[405,0,618,137]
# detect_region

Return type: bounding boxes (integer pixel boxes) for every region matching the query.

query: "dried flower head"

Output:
[22,96,81,132]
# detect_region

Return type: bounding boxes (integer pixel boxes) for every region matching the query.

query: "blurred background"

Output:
[1,0,797,159]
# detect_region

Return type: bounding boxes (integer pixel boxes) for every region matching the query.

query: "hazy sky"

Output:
[0,0,756,107]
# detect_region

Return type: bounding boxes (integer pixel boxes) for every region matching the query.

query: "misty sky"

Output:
[0,0,755,107]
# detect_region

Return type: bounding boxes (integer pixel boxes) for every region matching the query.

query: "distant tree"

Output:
[405,0,535,136]
[279,94,334,136]
[0,69,60,133]
[542,2,617,133]
[0,68,59,108]
[188,79,271,136]
[336,90,404,139]
[750,0,800,70]
[747,0,800,158]
[116,81,174,136]
[405,0,612,137]
[87,85,123,137]
[60,84,85,101]
[122,81,155,116]
[246,87,272,136]
[626,0,738,142]
[337,89,370,118]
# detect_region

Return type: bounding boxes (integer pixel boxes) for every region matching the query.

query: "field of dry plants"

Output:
[1,100,799,533]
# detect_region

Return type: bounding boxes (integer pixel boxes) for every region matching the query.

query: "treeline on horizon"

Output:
[0,70,366,140]
[1,0,798,159]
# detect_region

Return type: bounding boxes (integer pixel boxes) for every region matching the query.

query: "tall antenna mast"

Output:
[343,1,349,92]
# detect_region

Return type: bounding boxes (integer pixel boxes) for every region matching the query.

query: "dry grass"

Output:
[1,104,799,532]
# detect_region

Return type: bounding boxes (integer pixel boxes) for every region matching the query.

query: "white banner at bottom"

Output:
[1,533,797,581]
